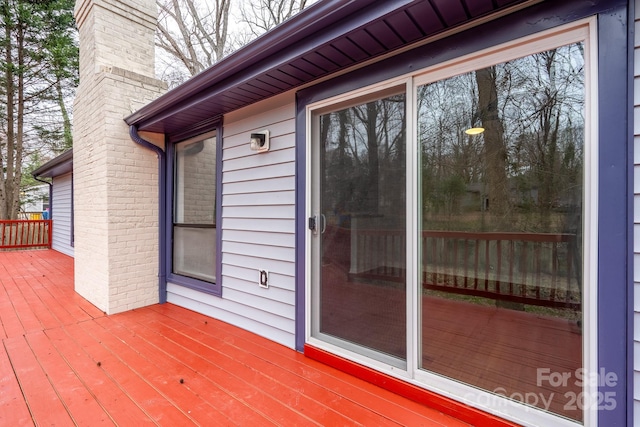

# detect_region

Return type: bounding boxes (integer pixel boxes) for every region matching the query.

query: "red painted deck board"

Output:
[0,282,23,339]
[0,250,475,426]
[109,313,323,426]
[65,321,200,426]
[46,326,158,426]
[81,317,241,426]
[117,309,396,427]
[14,276,62,330]
[143,307,432,426]
[24,331,114,426]
[4,335,75,426]
[3,277,42,334]
[0,343,32,426]
[145,304,467,427]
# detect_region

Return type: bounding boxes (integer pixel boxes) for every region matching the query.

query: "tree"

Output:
[155,0,314,87]
[238,0,310,39]
[0,0,77,219]
[43,1,78,152]
[156,0,231,84]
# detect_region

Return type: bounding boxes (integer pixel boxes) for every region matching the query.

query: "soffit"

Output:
[32,149,73,179]
[125,0,536,140]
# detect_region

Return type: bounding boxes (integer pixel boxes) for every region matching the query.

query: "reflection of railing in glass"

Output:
[331,226,581,311]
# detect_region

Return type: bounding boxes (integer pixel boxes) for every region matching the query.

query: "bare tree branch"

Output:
[155,0,231,80]
[239,0,308,38]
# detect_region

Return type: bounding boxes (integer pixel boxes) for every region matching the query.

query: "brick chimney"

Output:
[73,0,166,313]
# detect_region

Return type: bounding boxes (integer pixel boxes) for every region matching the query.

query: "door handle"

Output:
[308,214,327,234]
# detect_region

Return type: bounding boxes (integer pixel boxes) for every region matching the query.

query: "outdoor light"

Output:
[250,130,270,153]
[465,127,485,135]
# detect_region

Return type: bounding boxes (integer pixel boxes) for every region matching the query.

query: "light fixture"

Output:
[250,130,270,153]
[465,127,485,135]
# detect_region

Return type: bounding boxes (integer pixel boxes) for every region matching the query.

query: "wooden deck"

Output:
[0,250,472,426]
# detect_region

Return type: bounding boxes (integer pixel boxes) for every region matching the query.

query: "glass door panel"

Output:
[417,44,585,422]
[314,92,407,364]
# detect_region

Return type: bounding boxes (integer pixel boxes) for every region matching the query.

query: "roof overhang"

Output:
[125,0,538,141]
[32,149,73,179]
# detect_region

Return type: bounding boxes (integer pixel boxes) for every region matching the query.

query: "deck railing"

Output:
[328,226,581,310]
[0,220,52,249]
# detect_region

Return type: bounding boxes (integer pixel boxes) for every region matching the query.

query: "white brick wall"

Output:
[74,0,166,314]
[75,0,156,78]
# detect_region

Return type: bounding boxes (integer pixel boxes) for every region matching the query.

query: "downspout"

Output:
[129,125,167,304]
[32,175,53,248]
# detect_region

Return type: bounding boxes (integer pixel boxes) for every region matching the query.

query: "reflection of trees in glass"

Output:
[418,73,484,219]
[507,48,585,231]
[418,43,584,233]
[475,65,510,220]
[320,94,406,223]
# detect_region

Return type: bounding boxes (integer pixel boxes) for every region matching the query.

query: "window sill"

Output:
[167,273,221,297]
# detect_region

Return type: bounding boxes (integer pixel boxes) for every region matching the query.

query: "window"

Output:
[172,132,217,284]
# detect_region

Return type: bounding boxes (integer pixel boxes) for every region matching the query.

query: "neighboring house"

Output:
[71,0,634,426]
[32,149,74,257]
[19,184,49,218]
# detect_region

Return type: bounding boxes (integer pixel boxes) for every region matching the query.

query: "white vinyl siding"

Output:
[167,91,297,348]
[52,172,74,257]
[634,0,640,422]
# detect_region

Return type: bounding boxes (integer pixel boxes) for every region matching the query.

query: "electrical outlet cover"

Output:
[258,269,269,288]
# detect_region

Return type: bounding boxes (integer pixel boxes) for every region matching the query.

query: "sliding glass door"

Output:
[311,88,408,367]
[308,22,592,425]
[416,42,585,423]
